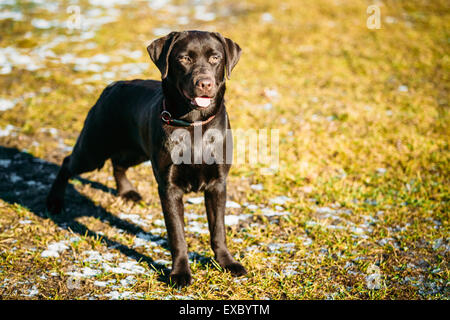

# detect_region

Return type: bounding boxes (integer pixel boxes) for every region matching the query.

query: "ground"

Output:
[0,0,448,300]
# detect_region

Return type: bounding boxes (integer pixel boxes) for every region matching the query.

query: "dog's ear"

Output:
[213,32,242,79]
[147,31,182,79]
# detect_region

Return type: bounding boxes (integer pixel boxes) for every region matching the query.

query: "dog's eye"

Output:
[178,55,192,64]
[209,55,221,64]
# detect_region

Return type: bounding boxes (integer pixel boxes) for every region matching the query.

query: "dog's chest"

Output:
[169,163,226,193]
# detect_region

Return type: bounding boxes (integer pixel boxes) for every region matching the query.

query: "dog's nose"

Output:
[196,78,213,91]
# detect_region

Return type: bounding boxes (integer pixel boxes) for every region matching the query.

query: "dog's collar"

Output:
[161,99,215,127]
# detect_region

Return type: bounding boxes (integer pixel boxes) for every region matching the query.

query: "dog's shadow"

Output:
[0,146,210,285]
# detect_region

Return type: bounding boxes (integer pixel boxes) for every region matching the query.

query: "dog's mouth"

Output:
[182,90,214,109]
[191,96,212,108]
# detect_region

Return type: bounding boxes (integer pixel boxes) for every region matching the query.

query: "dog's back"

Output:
[70,79,162,172]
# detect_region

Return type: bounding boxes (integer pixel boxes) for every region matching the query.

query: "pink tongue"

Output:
[194,97,211,107]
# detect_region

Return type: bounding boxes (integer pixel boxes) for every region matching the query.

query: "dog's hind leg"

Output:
[46,156,73,214]
[46,148,107,214]
[111,153,145,202]
[112,164,142,202]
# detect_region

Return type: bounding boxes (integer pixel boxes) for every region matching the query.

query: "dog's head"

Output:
[147,30,241,109]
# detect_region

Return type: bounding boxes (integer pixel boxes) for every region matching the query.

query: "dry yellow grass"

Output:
[0,0,448,299]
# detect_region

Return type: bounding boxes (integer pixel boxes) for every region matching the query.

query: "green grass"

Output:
[0,0,448,299]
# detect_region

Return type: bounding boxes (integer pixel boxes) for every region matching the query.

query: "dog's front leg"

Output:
[158,185,192,287]
[205,181,247,276]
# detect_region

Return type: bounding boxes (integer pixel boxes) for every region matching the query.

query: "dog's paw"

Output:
[169,272,192,288]
[120,190,143,202]
[46,195,64,215]
[224,261,247,277]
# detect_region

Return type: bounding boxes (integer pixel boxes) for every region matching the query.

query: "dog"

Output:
[46,30,247,287]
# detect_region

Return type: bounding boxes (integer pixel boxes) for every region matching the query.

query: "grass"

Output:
[0,0,448,299]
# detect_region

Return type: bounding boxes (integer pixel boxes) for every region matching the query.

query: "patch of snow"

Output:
[398,85,408,92]
[24,285,39,297]
[102,261,146,274]
[0,0,17,7]
[224,214,251,226]
[261,207,290,217]
[351,226,366,235]
[66,267,101,278]
[226,201,241,208]
[0,46,44,72]
[153,27,172,37]
[133,237,149,248]
[118,213,148,228]
[41,241,69,258]
[261,102,273,110]
[260,12,274,23]
[176,16,189,25]
[316,206,337,214]
[187,221,209,234]
[115,62,148,76]
[269,196,292,205]
[104,290,144,300]
[148,0,170,11]
[385,16,397,24]
[267,243,295,253]
[120,275,137,287]
[31,18,59,29]
[194,5,215,21]
[0,159,11,167]
[93,280,108,287]
[301,237,313,246]
[250,184,264,191]
[187,197,203,205]
[154,259,170,266]
[185,212,202,220]
[0,11,23,21]
[153,219,165,227]
[89,0,132,7]
[83,250,115,263]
